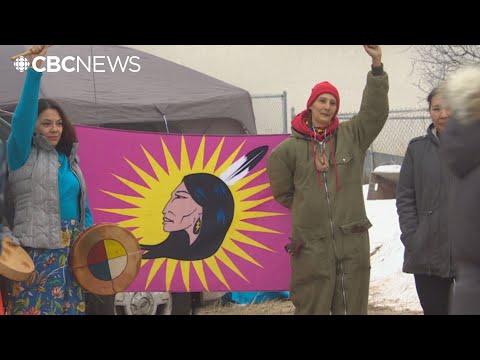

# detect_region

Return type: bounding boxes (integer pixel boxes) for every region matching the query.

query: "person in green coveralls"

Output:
[267,46,389,315]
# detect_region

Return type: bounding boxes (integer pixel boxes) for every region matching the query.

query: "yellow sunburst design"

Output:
[98,136,284,291]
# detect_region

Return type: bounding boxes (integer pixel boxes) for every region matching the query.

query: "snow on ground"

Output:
[364,185,422,312]
[373,164,401,173]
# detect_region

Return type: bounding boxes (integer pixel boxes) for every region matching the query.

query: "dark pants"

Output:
[451,266,480,315]
[171,292,202,315]
[414,274,454,315]
[85,293,115,315]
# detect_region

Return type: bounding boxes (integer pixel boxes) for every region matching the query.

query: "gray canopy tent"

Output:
[0,45,257,138]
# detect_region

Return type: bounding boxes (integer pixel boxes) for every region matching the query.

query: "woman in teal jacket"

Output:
[6,45,93,315]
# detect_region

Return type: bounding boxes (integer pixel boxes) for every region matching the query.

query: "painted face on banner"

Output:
[163,182,202,233]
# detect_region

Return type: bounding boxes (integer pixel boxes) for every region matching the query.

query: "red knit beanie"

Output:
[306,81,340,116]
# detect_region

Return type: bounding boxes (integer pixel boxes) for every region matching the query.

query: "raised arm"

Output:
[7,45,48,171]
[348,45,390,153]
[364,45,382,68]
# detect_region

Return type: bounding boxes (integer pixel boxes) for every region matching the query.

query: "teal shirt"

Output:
[7,67,93,227]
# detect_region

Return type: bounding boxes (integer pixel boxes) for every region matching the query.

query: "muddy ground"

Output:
[197,299,422,315]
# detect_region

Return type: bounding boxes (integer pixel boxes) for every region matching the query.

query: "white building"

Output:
[126,45,426,115]
[126,45,431,156]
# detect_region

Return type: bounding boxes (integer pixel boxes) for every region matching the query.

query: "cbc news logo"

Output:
[13,56,30,72]
[13,55,141,73]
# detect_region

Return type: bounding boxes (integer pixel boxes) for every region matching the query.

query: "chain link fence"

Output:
[339,108,431,182]
[250,100,431,179]
[251,92,288,134]
[338,108,431,158]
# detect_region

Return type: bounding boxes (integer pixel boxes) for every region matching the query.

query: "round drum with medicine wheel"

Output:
[71,223,141,295]
[0,237,34,281]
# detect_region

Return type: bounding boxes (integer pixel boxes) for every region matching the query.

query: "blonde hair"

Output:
[444,65,480,125]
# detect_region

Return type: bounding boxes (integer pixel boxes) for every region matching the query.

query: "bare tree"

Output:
[412,45,480,94]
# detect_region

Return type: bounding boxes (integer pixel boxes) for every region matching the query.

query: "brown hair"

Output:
[37,99,77,156]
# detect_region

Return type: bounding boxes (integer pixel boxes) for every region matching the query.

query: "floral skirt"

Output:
[7,220,86,315]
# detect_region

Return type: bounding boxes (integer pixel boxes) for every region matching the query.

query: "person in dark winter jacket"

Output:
[396,87,455,315]
[441,65,480,315]
[267,45,389,315]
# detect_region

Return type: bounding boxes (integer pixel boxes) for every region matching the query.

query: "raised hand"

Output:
[363,45,382,67]
[27,45,49,69]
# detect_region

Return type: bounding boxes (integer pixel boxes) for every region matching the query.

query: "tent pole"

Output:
[162,113,170,133]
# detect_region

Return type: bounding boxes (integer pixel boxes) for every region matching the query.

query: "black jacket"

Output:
[396,124,454,278]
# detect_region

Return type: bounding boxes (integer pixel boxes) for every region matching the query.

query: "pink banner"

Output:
[76,126,291,292]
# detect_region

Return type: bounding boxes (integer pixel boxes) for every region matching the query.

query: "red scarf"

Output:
[291,109,339,141]
[291,110,341,192]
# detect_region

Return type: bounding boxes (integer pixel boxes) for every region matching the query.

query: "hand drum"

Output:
[71,223,141,295]
[0,237,34,281]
